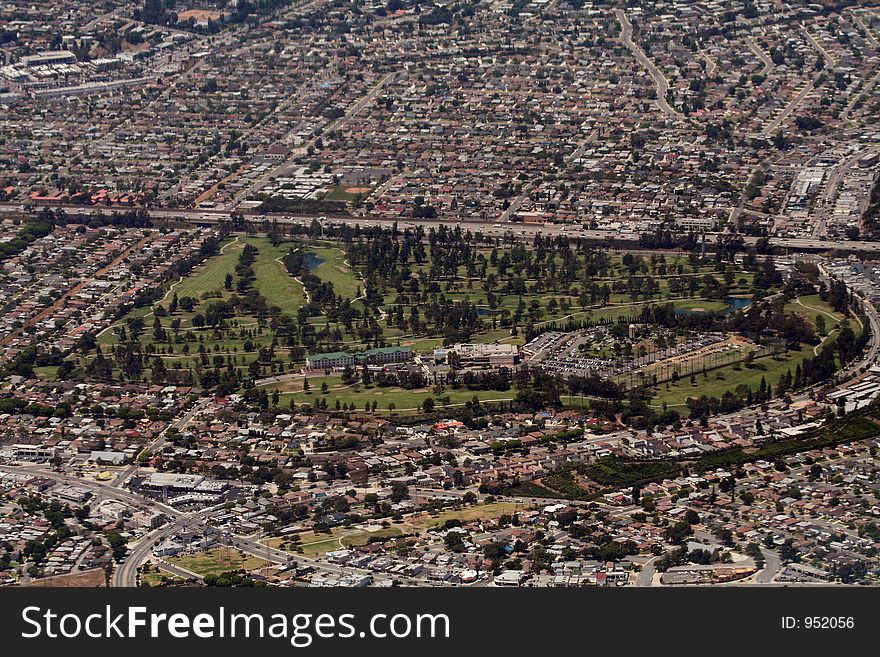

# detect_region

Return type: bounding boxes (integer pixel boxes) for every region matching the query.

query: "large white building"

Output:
[434,343,520,368]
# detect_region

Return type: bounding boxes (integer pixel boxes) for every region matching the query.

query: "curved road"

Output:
[615,8,683,121]
[755,550,782,584]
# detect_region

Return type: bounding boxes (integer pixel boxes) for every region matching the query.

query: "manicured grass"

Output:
[174,238,243,300]
[244,237,307,316]
[650,347,811,408]
[167,548,269,577]
[275,377,516,413]
[671,298,729,312]
[783,294,844,328]
[308,245,361,300]
[77,238,791,399]
[324,185,372,202]
[536,297,726,326]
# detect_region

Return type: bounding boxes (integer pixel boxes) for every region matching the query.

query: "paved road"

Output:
[762,81,814,137]
[616,9,683,121]
[14,198,880,253]
[0,234,151,347]
[636,556,658,587]
[8,201,880,253]
[114,518,190,587]
[0,464,179,517]
[843,70,880,121]
[499,128,599,222]
[746,38,774,76]
[755,549,782,584]
[852,12,880,49]
[801,25,838,68]
[700,50,717,76]
[227,71,397,210]
[112,398,208,487]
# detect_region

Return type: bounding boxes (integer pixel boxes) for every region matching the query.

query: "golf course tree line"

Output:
[28,221,863,427]
[281,247,384,344]
[341,224,783,341]
[92,221,771,387]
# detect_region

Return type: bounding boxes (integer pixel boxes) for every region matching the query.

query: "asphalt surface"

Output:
[8,200,880,254]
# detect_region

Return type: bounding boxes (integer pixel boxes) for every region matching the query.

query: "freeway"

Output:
[499,127,599,222]
[8,200,880,253]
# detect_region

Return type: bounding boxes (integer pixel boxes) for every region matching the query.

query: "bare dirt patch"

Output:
[178,10,224,21]
[22,568,106,588]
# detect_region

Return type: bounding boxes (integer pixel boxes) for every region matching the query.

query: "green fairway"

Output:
[783,294,844,329]
[174,237,243,300]
[308,245,362,300]
[245,237,307,315]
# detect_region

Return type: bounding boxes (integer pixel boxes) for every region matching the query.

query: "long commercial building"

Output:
[305,346,413,371]
[433,343,520,368]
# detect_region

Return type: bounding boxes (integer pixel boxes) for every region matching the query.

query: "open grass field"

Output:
[650,347,811,408]
[167,548,270,577]
[264,530,347,557]
[324,185,372,202]
[264,525,403,556]
[140,566,186,587]
[783,294,844,328]
[21,568,106,587]
[275,375,517,413]
[264,502,522,556]
[414,501,521,530]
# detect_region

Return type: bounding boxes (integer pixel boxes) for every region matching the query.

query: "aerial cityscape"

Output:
[2,0,880,590]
